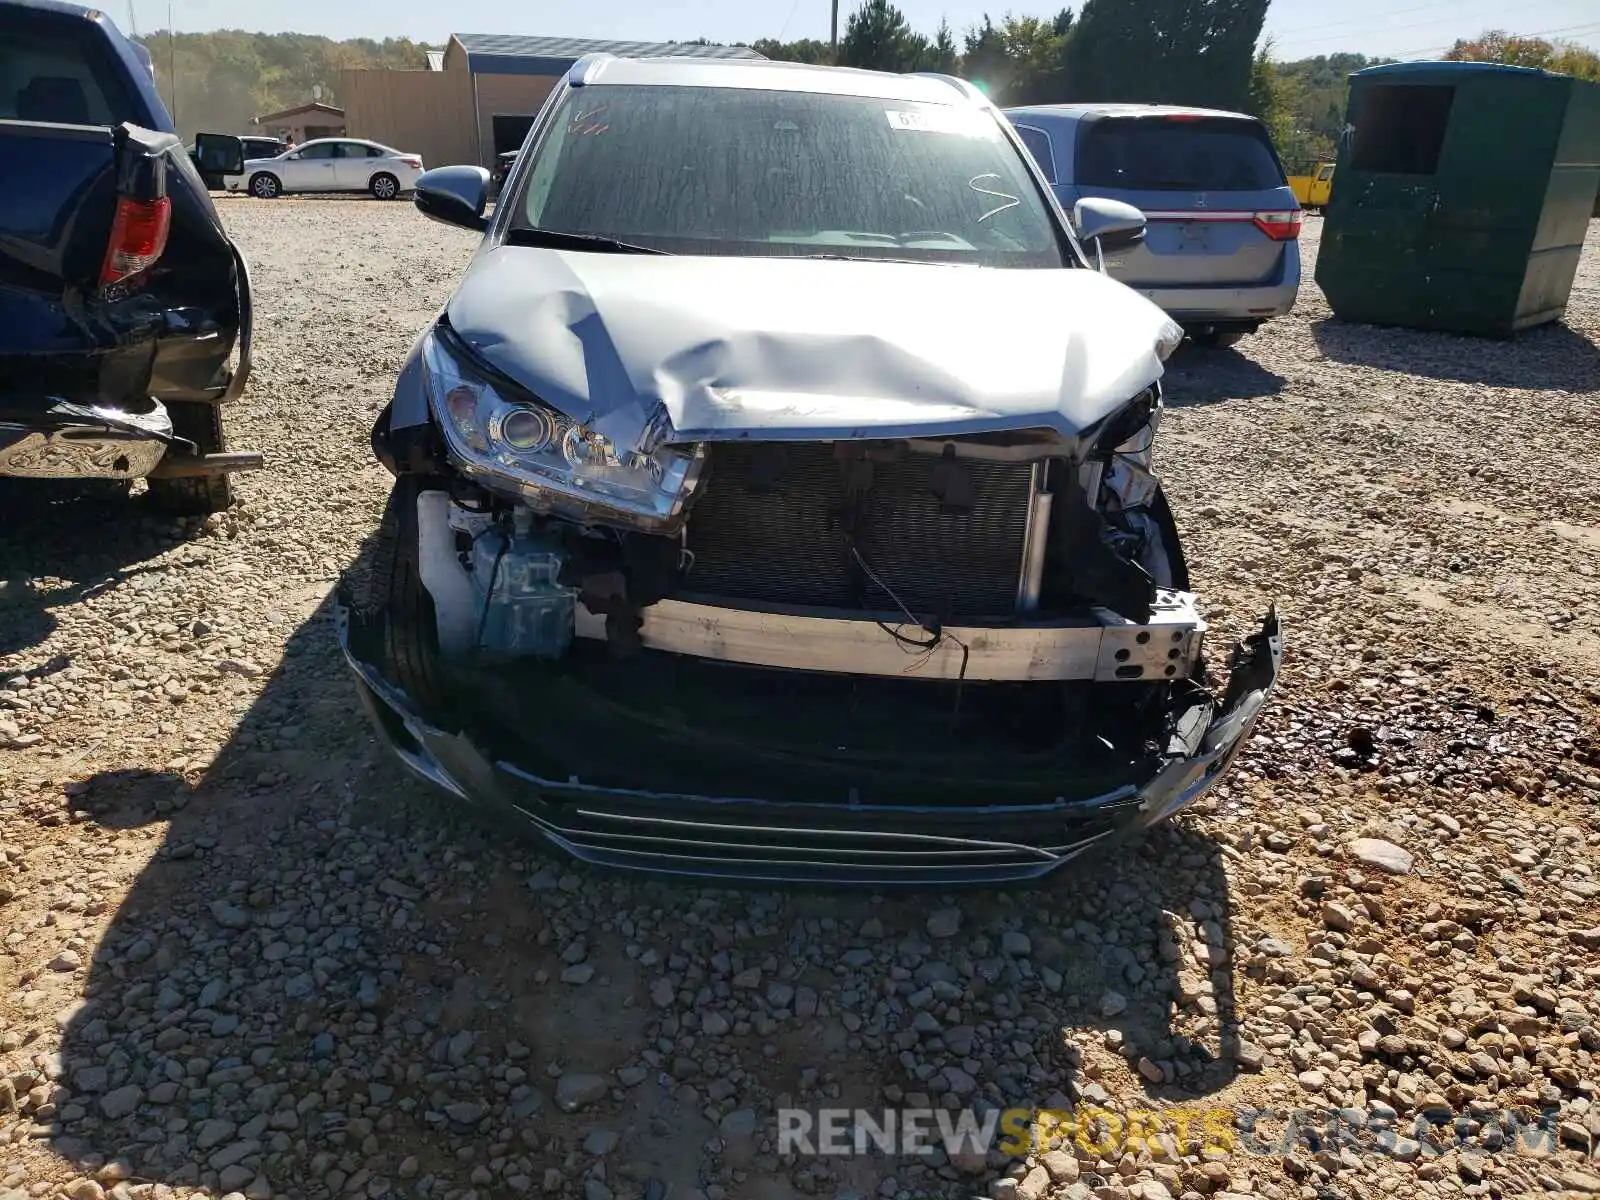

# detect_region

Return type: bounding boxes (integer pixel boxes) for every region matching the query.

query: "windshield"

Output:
[511,84,1070,266]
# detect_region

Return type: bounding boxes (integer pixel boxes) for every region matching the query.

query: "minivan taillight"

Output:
[1252,210,1303,241]
[101,195,172,286]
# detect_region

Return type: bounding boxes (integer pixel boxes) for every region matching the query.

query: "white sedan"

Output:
[224,138,424,200]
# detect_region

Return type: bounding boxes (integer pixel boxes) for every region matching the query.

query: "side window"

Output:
[1013,125,1057,184]
[1349,84,1454,175]
[1317,164,1334,181]
[299,142,337,160]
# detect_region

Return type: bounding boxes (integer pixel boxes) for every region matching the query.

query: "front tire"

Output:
[370,172,400,200]
[147,402,233,515]
[363,475,452,716]
[249,173,282,199]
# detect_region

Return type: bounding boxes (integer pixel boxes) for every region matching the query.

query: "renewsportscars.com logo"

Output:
[776,1105,1565,1160]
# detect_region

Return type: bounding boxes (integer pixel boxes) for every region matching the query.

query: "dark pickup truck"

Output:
[1,0,260,514]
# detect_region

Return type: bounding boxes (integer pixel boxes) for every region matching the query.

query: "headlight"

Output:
[422,326,704,528]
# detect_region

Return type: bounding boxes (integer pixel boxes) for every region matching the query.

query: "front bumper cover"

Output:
[337,604,1281,886]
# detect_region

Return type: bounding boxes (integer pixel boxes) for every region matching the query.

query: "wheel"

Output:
[361,475,453,716]
[249,173,282,199]
[147,402,233,515]
[370,172,400,200]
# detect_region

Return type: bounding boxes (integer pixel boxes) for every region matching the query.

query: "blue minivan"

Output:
[1005,103,1302,346]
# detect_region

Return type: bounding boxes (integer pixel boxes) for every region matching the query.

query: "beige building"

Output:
[252,101,346,144]
[341,34,763,172]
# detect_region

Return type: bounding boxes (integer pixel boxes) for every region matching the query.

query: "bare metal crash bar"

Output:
[573,590,1205,683]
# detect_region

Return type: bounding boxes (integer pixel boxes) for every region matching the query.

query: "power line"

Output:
[1392,19,1600,57]
[773,0,802,43]
[1278,5,1584,51]
[1270,0,1488,42]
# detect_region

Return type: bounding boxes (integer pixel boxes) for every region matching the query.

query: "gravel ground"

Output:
[2,200,1599,1200]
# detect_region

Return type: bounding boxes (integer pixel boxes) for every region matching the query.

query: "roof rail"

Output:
[907,72,986,103]
[568,53,616,87]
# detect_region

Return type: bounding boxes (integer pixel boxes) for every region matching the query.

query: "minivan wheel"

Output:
[370,172,400,200]
[249,173,282,199]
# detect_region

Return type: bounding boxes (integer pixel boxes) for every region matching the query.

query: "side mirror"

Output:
[415,165,491,232]
[193,132,244,176]
[1073,197,1146,269]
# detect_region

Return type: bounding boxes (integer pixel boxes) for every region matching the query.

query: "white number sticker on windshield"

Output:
[884,109,988,136]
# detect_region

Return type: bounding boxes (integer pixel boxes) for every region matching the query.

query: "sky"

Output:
[131,0,1600,62]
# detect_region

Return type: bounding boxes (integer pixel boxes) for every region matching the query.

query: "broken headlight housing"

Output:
[422,325,704,529]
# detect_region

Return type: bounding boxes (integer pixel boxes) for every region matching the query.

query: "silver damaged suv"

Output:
[342,55,1282,885]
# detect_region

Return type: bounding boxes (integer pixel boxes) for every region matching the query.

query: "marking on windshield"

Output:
[884,109,988,136]
[568,104,611,136]
[969,173,1020,222]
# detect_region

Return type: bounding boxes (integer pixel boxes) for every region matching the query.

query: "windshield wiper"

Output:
[783,253,938,264]
[504,228,668,255]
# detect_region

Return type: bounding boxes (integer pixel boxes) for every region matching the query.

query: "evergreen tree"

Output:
[838,0,930,73]
[1062,0,1270,111]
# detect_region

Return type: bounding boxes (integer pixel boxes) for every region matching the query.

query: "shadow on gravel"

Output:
[1311,316,1600,391]
[29,532,1247,1199]
[0,482,198,661]
[1162,343,1287,407]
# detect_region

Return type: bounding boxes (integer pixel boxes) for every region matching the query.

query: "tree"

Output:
[1247,40,1297,156]
[1061,0,1270,111]
[138,29,428,142]
[1269,52,1382,160]
[838,0,929,73]
[961,16,1014,97]
[1445,29,1600,80]
[928,19,960,74]
[751,37,833,64]
[995,14,1073,104]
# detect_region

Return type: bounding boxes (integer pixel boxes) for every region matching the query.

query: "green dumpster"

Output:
[1315,61,1600,337]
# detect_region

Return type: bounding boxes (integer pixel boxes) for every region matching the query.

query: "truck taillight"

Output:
[1252,210,1303,241]
[101,195,172,286]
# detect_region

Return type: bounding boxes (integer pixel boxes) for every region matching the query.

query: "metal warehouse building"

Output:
[340,34,764,173]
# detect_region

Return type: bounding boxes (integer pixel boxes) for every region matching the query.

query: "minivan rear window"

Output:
[1076,117,1286,192]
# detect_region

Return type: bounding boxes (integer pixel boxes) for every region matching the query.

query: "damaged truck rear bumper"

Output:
[336,602,1281,886]
[0,399,262,481]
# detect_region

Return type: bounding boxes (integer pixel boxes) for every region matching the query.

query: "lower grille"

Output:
[684,442,1033,619]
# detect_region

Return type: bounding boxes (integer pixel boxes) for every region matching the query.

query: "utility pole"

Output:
[830,0,839,62]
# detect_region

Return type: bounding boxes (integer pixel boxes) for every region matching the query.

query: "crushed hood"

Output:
[445,248,1179,445]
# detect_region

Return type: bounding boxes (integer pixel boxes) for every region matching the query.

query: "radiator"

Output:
[683,442,1033,620]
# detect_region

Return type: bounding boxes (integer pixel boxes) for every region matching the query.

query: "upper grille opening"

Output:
[683,441,1035,620]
